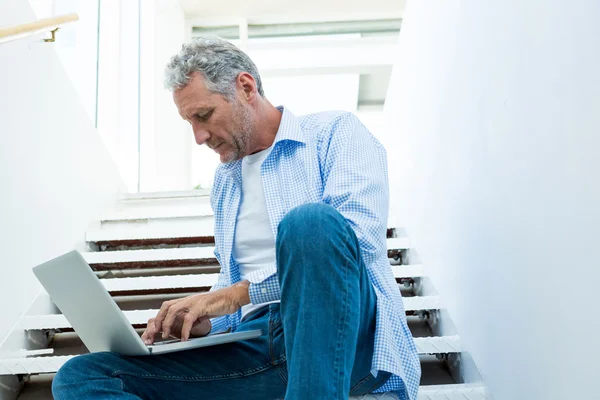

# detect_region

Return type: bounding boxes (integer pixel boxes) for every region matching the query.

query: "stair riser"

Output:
[90,228,397,251]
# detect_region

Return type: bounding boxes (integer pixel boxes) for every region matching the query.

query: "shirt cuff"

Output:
[208,316,230,335]
[245,266,280,305]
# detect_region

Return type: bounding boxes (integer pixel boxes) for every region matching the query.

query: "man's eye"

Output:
[197,110,213,121]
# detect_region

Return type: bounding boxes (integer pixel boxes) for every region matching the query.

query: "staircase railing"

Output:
[0,13,78,44]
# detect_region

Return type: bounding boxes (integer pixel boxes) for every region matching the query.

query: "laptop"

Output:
[32,250,262,356]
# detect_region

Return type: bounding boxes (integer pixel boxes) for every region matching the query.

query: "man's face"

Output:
[173,72,254,163]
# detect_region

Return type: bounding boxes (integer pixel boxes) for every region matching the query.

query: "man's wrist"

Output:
[232,280,251,308]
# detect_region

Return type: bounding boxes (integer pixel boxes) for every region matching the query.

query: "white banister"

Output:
[0,13,78,44]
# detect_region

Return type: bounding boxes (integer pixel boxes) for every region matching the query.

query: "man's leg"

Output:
[276,203,391,400]
[52,306,287,400]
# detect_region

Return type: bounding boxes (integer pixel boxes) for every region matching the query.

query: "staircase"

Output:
[0,191,488,399]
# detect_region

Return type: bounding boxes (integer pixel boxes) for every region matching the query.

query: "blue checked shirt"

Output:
[208,107,421,400]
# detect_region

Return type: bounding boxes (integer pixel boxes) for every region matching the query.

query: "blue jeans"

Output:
[53,203,391,399]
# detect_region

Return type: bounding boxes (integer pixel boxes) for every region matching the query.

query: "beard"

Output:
[221,100,254,163]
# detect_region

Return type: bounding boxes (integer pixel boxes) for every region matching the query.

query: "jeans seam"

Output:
[269,306,288,385]
[268,307,276,363]
[110,359,277,382]
[274,356,288,385]
[333,257,351,398]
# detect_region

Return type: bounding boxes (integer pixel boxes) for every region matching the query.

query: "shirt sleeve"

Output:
[207,249,232,334]
[208,316,230,335]
[244,264,281,305]
[320,113,389,269]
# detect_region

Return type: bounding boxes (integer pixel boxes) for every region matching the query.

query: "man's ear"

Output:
[237,72,257,101]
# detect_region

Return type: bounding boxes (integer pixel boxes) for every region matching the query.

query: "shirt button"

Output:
[261,288,267,294]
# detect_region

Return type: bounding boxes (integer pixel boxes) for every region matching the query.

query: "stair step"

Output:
[100,206,212,222]
[417,384,488,399]
[83,247,217,270]
[94,268,426,295]
[118,190,211,201]
[34,264,424,298]
[403,296,441,311]
[102,273,215,294]
[82,238,409,270]
[413,336,460,354]
[101,190,212,220]
[87,217,399,248]
[14,376,487,400]
[13,358,488,399]
[87,216,215,245]
[0,336,460,375]
[96,265,422,292]
[20,295,439,331]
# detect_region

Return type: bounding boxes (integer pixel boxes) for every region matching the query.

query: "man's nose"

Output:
[193,125,210,146]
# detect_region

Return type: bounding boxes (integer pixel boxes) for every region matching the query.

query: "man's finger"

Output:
[162,303,186,339]
[181,311,200,342]
[141,319,150,341]
[154,299,177,333]
[142,318,157,345]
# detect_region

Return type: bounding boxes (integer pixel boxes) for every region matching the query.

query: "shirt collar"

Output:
[219,105,305,176]
[273,106,307,145]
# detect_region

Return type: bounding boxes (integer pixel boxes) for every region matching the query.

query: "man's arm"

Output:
[146,280,251,342]
[320,113,389,269]
[206,248,247,334]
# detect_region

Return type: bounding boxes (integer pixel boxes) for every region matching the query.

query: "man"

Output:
[52,37,421,400]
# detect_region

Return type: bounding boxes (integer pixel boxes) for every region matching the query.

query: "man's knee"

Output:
[53,352,115,393]
[277,203,344,239]
[276,203,358,279]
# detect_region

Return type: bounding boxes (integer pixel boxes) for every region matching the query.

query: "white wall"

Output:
[385,1,600,399]
[29,0,100,122]
[0,1,124,350]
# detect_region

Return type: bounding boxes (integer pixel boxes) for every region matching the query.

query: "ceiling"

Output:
[179,0,406,20]
[177,0,402,109]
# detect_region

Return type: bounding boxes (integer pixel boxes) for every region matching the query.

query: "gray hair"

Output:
[164,36,264,100]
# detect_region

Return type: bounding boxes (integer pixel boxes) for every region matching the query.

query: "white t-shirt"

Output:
[232,145,280,320]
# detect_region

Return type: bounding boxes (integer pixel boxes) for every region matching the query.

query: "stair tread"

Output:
[34,264,425,299]
[100,208,212,222]
[417,383,488,399]
[0,336,460,376]
[82,237,409,265]
[20,294,439,331]
[87,216,400,243]
[95,268,427,293]
[88,216,215,242]
[15,377,487,400]
[83,246,216,264]
[94,265,422,291]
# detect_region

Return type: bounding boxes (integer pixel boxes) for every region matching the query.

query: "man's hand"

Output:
[142,316,211,344]
[141,281,250,343]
